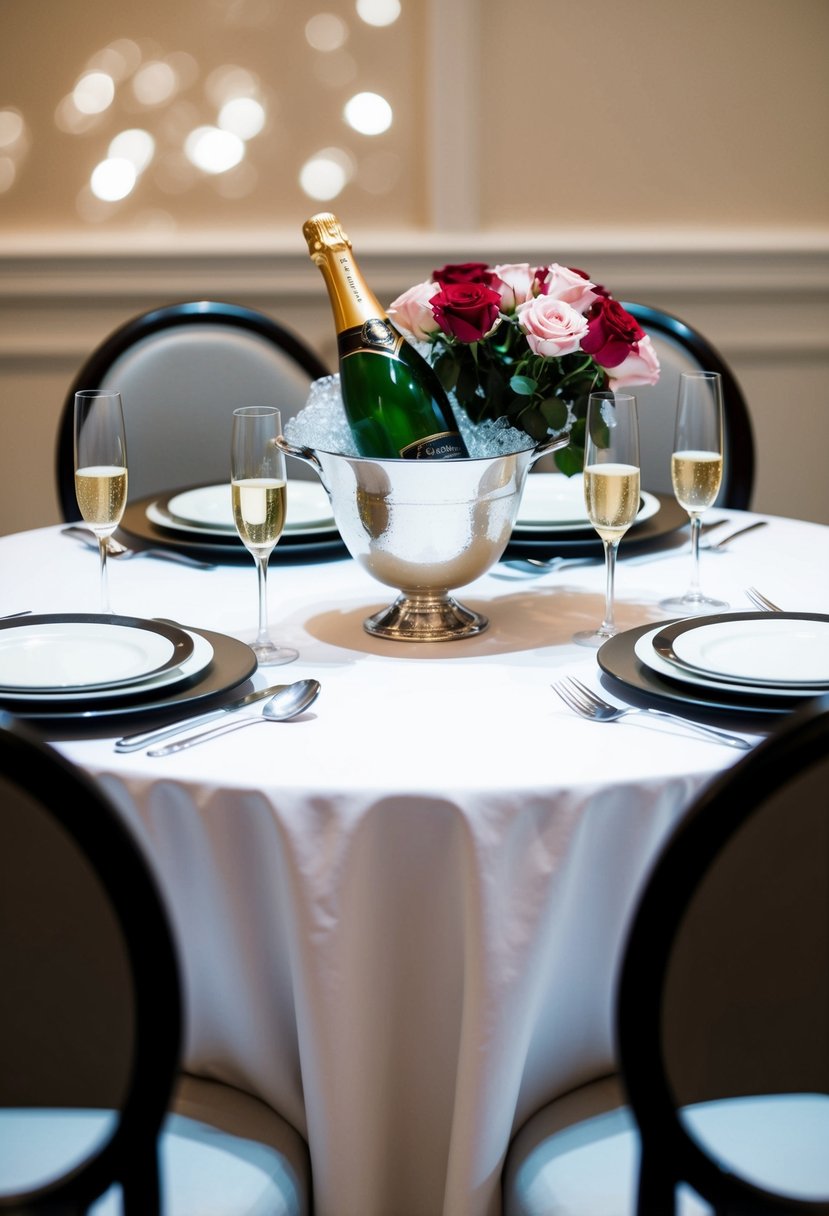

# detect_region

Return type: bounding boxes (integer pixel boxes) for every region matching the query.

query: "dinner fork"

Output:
[61,526,216,570]
[745,587,783,612]
[551,676,752,749]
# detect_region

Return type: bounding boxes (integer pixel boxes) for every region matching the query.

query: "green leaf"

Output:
[509,374,537,396]
[539,397,569,431]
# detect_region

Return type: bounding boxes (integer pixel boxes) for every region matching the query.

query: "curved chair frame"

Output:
[621,301,755,510]
[617,692,829,1215]
[0,711,182,1214]
[56,300,331,521]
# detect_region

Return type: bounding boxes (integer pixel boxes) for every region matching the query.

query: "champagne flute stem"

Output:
[688,514,702,597]
[98,536,112,614]
[600,538,620,635]
[254,552,272,648]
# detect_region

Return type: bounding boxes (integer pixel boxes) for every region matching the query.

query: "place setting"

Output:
[119,471,347,563]
[14,389,260,722]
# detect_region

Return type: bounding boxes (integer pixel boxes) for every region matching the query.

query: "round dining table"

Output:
[1,500,826,1216]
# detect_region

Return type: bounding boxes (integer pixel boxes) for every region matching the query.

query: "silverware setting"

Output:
[551,675,752,750]
[502,518,737,575]
[147,678,321,755]
[115,680,301,751]
[700,519,768,551]
[61,525,217,570]
[745,587,783,612]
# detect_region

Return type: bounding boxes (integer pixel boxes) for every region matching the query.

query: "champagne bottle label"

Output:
[338,320,405,360]
[399,432,468,460]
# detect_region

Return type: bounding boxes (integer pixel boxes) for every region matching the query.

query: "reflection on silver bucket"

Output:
[276,434,568,642]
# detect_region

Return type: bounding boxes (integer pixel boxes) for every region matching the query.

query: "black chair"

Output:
[503,693,829,1215]
[0,710,312,1214]
[56,300,331,520]
[620,301,755,510]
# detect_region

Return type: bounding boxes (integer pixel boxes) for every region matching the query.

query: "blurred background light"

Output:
[108,128,155,172]
[343,91,392,135]
[0,109,25,150]
[184,125,245,173]
[90,156,137,201]
[299,146,354,200]
[218,96,266,140]
[355,0,401,27]
[132,59,179,107]
[305,13,348,52]
[73,72,115,115]
[0,158,16,193]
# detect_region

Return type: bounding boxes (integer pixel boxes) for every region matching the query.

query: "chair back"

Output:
[0,711,182,1213]
[56,301,331,520]
[617,693,829,1214]
[620,302,755,509]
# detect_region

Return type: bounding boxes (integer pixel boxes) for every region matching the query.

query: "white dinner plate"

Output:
[164,481,335,534]
[0,627,214,705]
[514,474,660,533]
[0,615,194,693]
[653,613,829,688]
[634,622,823,700]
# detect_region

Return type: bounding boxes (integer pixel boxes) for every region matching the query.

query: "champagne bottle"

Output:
[303,212,469,460]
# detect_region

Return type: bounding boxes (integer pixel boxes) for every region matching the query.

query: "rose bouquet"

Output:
[387,261,660,474]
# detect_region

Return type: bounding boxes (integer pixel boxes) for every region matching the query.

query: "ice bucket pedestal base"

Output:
[364,592,488,642]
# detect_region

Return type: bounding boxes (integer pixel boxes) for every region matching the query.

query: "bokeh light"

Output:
[90,156,137,201]
[0,109,25,150]
[305,13,348,51]
[299,146,354,200]
[343,91,392,135]
[355,0,401,27]
[108,129,156,173]
[132,60,179,107]
[184,126,245,173]
[0,158,16,193]
[218,97,266,140]
[73,72,116,115]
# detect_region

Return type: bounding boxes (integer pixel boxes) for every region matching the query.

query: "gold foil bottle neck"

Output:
[303,212,351,260]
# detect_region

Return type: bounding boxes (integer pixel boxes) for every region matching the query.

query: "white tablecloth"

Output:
[2,507,827,1216]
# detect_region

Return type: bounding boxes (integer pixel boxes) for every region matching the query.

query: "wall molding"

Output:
[2,234,827,365]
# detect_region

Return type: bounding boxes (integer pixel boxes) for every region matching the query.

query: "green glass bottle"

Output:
[303,212,469,460]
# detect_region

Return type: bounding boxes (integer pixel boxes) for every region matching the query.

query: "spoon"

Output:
[147,679,321,755]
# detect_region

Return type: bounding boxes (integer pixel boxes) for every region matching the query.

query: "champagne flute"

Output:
[574,391,640,648]
[73,389,128,614]
[231,405,298,666]
[660,370,729,614]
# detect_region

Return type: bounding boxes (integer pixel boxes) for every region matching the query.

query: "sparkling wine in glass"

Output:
[231,405,298,666]
[660,370,729,614]
[73,389,128,614]
[574,391,640,648]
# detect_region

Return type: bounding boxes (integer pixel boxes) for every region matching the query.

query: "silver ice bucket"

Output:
[276,432,569,642]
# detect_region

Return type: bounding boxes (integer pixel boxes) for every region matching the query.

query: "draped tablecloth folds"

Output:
[1,505,827,1216]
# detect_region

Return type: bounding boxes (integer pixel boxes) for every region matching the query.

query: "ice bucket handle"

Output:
[276,436,322,475]
[529,432,570,468]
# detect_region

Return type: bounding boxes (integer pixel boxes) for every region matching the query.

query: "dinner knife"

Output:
[113,684,290,752]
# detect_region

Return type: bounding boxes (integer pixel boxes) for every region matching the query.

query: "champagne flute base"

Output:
[658,592,729,616]
[573,626,617,649]
[250,641,299,666]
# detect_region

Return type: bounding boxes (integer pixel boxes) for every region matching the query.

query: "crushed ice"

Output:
[283,373,535,458]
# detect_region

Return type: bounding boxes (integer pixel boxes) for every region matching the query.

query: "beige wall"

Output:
[1,0,828,533]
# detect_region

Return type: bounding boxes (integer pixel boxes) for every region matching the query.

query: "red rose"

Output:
[432,262,494,287]
[581,297,645,368]
[431,282,502,343]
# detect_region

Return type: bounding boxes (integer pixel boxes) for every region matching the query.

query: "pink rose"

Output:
[538,263,598,314]
[516,295,589,357]
[605,334,661,389]
[491,263,537,312]
[387,281,441,341]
